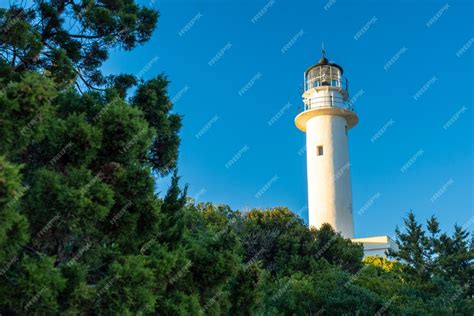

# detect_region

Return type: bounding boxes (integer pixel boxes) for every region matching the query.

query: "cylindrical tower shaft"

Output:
[306,113,354,237]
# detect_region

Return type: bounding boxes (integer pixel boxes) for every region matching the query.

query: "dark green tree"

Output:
[388,212,474,314]
[388,211,432,281]
[0,156,29,272]
[0,1,183,313]
[0,0,158,88]
[236,207,363,276]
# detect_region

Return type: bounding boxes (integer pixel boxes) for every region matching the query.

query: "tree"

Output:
[132,76,182,175]
[434,224,473,297]
[0,156,29,273]
[388,212,474,314]
[262,264,384,315]
[236,207,363,276]
[0,0,158,88]
[0,1,182,313]
[0,156,67,314]
[388,211,432,281]
[236,208,382,315]
[0,71,56,158]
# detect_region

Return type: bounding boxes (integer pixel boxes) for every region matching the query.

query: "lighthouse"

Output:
[295,50,358,238]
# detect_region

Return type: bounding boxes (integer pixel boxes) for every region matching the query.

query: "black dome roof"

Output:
[305,50,344,75]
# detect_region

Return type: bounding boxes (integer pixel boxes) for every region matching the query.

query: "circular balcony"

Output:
[301,95,354,112]
[295,96,358,132]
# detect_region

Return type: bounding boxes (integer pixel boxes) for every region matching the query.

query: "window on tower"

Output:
[317,146,324,156]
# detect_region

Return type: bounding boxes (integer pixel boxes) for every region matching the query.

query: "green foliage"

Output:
[94,255,156,315]
[57,262,96,315]
[387,211,474,314]
[0,156,29,268]
[94,98,154,167]
[262,267,383,315]
[237,207,363,276]
[363,255,401,272]
[228,263,263,316]
[0,17,182,309]
[2,256,66,314]
[0,1,158,87]
[0,1,472,314]
[0,72,56,157]
[22,167,114,263]
[132,76,182,175]
[388,212,432,281]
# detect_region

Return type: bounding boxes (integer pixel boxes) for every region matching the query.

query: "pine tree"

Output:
[0,1,158,88]
[388,211,431,281]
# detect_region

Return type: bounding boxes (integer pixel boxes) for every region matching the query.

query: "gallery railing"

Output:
[298,95,354,113]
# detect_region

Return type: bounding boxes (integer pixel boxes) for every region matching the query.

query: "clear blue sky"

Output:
[102,0,473,238]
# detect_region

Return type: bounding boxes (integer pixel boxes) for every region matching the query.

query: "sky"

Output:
[101,0,474,238]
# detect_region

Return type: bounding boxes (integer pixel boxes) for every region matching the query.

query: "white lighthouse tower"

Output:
[295,50,357,238]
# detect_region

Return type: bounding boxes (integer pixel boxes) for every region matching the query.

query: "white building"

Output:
[351,236,398,258]
[295,51,396,257]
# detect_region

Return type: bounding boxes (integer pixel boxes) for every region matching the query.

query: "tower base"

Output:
[351,236,398,258]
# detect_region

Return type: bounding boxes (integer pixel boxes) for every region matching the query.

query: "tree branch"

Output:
[69,33,103,39]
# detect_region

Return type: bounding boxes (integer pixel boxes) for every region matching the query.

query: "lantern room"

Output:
[302,50,350,110]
